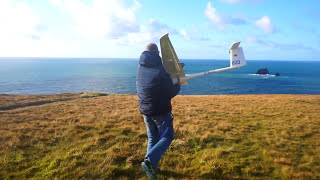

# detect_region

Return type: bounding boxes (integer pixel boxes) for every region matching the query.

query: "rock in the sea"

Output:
[256,68,269,75]
[275,72,280,76]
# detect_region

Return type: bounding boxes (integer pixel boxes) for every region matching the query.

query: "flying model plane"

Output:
[160,34,246,85]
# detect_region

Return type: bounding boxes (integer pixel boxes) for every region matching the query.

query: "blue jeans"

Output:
[143,112,174,169]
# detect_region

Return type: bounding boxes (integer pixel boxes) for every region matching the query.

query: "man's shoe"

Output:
[141,159,157,179]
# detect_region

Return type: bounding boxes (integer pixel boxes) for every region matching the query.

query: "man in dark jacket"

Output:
[137,43,180,179]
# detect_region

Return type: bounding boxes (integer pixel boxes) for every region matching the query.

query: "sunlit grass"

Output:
[80,92,108,98]
[0,94,319,179]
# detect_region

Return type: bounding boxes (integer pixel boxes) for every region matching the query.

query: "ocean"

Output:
[0,58,319,95]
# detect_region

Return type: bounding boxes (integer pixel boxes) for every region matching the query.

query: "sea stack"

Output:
[256,68,269,75]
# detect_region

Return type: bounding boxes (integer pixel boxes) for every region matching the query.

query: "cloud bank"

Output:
[205,2,246,30]
[51,0,141,39]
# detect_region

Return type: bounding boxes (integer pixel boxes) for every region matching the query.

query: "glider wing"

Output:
[160,34,187,85]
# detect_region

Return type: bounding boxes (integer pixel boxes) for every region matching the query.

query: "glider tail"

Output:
[159,34,247,85]
[229,42,246,68]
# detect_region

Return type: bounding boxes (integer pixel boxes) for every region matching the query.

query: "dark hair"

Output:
[146,43,158,53]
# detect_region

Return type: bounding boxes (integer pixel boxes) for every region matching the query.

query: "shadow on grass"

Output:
[106,167,136,180]
[158,169,190,179]
[200,170,228,179]
[0,98,75,111]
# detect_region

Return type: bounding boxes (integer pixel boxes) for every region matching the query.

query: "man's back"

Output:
[136,50,180,116]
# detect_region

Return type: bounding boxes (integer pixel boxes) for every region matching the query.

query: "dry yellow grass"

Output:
[0,94,319,179]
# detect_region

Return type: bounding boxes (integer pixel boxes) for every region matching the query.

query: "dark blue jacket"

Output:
[136,51,180,116]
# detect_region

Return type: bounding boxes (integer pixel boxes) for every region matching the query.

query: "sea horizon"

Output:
[0,57,319,95]
[0,57,319,62]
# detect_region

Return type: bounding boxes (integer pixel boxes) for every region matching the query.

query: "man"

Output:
[136,43,180,179]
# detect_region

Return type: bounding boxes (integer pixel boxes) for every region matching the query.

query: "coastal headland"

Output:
[0,93,319,179]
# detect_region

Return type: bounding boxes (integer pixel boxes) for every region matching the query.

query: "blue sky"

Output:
[0,0,319,60]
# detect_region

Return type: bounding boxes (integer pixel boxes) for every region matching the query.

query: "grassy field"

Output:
[0,93,319,179]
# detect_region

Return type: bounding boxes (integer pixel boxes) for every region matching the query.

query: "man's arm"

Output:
[160,66,180,99]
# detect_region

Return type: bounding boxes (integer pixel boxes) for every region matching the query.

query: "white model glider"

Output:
[160,34,246,85]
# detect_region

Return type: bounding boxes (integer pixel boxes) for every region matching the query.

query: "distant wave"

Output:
[248,74,276,77]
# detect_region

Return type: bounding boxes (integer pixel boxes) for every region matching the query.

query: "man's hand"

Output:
[177,77,181,85]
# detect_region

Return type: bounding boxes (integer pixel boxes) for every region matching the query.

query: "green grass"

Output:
[0,94,319,179]
[80,92,108,98]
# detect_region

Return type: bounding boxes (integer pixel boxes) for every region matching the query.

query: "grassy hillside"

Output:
[0,94,319,179]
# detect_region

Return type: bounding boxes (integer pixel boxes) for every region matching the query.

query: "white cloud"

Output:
[219,0,240,4]
[245,34,270,46]
[178,29,210,41]
[245,34,313,51]
[50,0,62,6]
[127,19,212,45]
[219,0,264,4]
[255,16,275,33]
[51,0,188,45]
[205,2,226,29]
[0,0,81,57]
[52,0,141,39]
[246,35,257,43]
[0,0,43,40]
[179,29,189,39]
[127,19,177,44]
[205,2,247,30]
